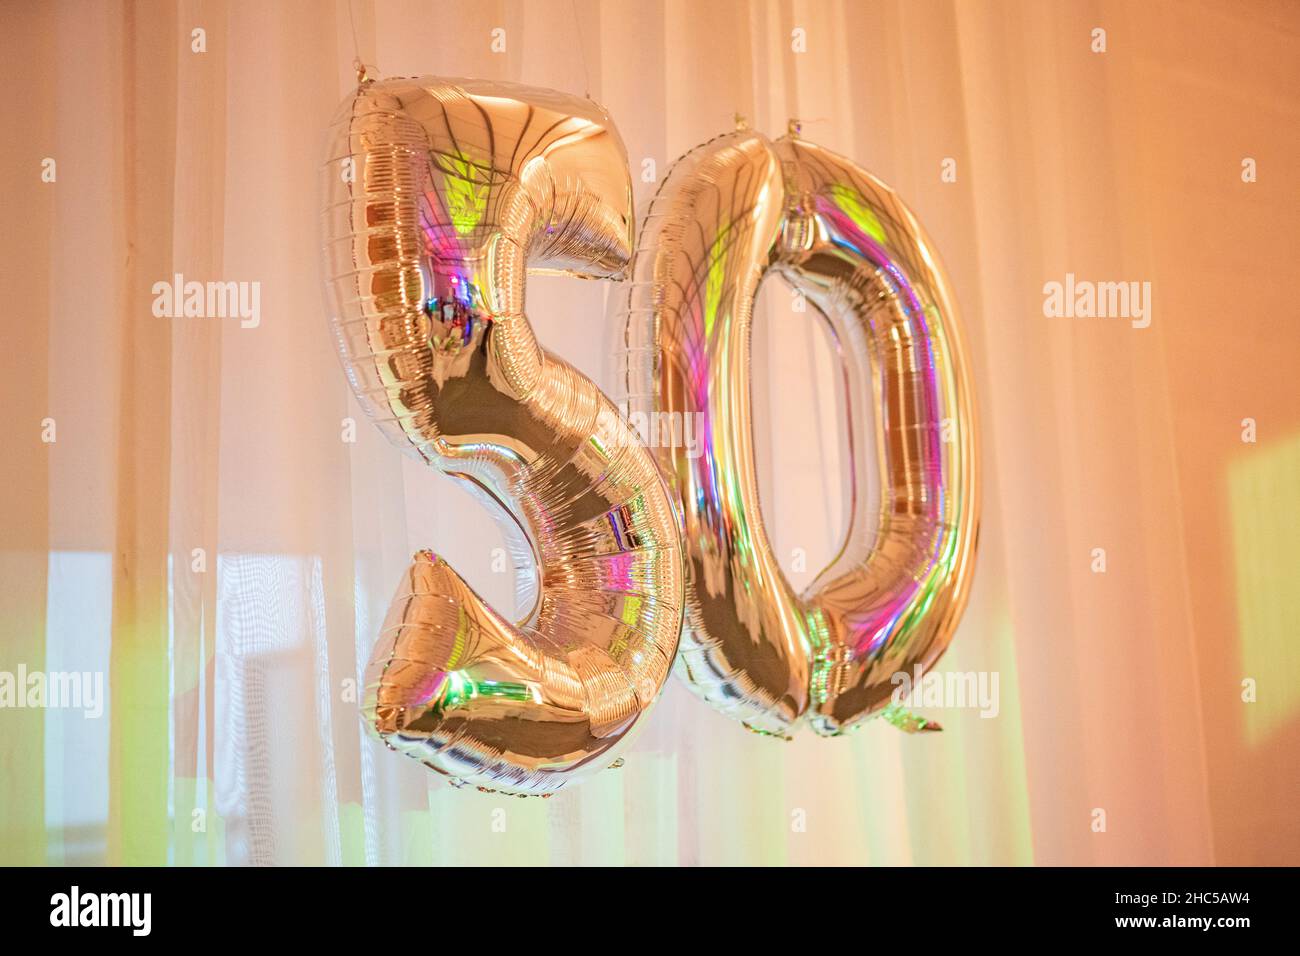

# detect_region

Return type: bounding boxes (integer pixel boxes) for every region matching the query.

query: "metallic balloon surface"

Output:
[618,129,979,736]
[321,76,684,794]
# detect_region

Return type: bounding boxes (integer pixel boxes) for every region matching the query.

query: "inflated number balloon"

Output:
[322,77,684,795]
[619,128,979,737]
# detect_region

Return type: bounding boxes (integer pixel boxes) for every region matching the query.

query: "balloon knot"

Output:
[881,703,943,733]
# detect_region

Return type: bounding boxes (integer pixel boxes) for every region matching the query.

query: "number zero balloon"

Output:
[617,128,980,737]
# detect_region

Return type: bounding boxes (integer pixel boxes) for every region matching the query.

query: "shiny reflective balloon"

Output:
[618,128,979,737]
[321,76,684,794]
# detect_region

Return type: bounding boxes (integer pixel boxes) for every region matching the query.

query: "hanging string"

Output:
[348,0,371,85]
[569,0,592,99]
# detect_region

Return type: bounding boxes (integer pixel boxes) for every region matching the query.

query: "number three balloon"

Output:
[619,128,979,737]
[321,77,684,794]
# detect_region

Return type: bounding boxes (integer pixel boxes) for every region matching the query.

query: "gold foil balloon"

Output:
[321,76,684,794]
[618,128,979,737]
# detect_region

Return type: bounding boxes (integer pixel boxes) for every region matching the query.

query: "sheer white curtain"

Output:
[3,0,1297,866]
